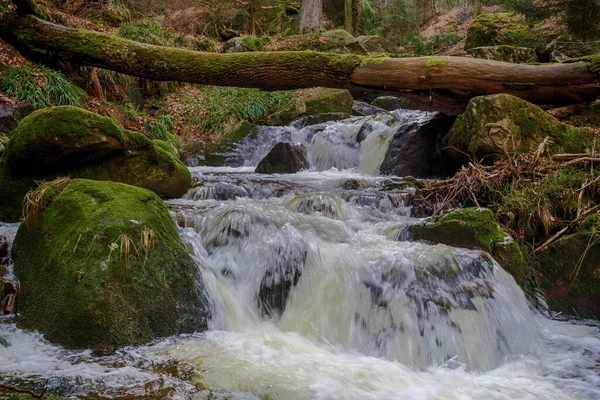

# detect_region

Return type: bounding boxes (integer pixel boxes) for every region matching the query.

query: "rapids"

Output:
[1,111,600,399]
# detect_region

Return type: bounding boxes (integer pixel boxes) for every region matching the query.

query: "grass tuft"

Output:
[0,66,87,109]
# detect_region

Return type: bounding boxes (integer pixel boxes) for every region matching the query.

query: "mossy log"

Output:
[1,13,600,107]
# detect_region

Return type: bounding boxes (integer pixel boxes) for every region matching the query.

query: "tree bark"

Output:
[299,0,322,34]
[1,13,599,110]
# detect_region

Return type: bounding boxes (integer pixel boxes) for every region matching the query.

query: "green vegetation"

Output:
[117,19,192,48]
[400,32,463,56]
[0,66,87,109]
[12,178,207,349]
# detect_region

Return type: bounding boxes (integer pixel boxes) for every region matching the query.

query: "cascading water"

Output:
[233,110,440,175]
[1,113,600,399]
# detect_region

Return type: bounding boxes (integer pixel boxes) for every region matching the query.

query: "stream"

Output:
[1,111,600,399]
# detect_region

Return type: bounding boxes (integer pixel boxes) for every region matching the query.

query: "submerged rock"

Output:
[352,101,386,116]
[0,106,191,221]
[536,227,600,319]
[442,94,595,167]
[12,179,207,349]
[401,208,531,290]
[256,142,309,174]
[290,112,351,129]
[465,13,529,50]
[467,45,538,63]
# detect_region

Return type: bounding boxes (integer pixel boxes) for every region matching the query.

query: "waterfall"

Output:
[234,110,442,175]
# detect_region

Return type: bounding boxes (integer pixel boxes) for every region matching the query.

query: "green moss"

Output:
[410,208,531,290]
[425,58,449,68]
[502,82,536,90]
[12,179,207,349]
[443,94,595,164]
[465,13,530,50]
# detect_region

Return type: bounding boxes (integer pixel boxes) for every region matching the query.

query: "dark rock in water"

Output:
[0,236,7,264]
[256,142,309,174]
[356,121,374,143]
[402,207,531,291]
[0,103,34,136]
[536,230,600,319]
[185,182,250,201]
[352,101,386,116]
[371,96,420,111]
[12,179,208,349]
[342,179,369,190]
[290,112,351,129]
[380,112,454,178]
[258,250,306,318]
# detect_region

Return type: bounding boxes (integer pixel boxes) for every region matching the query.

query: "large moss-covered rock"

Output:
[467,45,538,63]
[465,13,529,51]
[12,179,207,349]
[405,208,531,290]
[266,29,367,54]
[536,227,600,319]
[442,94,595,166]
[2,106,191,199]
[265,88,353,126]
[224,36,270,53]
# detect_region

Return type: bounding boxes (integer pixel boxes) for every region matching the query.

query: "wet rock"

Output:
[467,45,538,63]
[256,142,309,174]
[380,112,455,178]
[287,192,347,220]
[536,229,600,319]
[0,236,7,264]
[224,36,270,53]
[1,279,17,314]
[402,208,531,290]
[371,96,420,111]
[185,182,250,201]
[12,179,208,349]
[258,249,305,318]
[0,103,34,136]
[352,101,386,116]
[342,179,369,190]
[465,13,529,50]
[290,112,351,129]
[442,94,595,167]
[0,106,191,221]
[265,88,353,126]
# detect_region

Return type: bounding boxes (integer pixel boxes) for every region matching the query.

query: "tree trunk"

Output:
[299,0,322,34]
[344,0,353,34]
[353,0,361,36]
[474,0,482,17]
[1,13,599,112]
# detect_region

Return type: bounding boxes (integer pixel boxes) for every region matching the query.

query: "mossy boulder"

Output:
[465,13,530,51]
[224,36,270,53]
[2,106,191,200]
[536,228,600,319]
[405,207,531,290]
[467,45,538,64]
[12,179,207,349]
[442,94,595,166]
[357,35,398,53]
[266,29,366,54]
[266,88,353,125]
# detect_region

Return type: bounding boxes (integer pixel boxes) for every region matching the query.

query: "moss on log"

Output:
[1,13,600,106]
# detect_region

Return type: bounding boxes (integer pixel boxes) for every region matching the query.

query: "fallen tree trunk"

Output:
[1,12,600,108]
